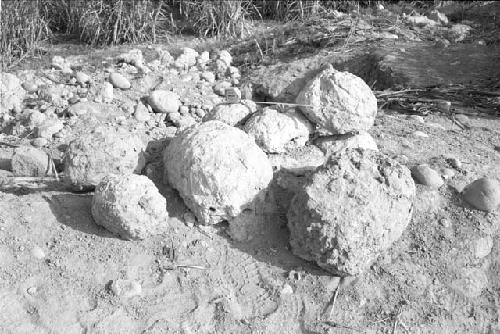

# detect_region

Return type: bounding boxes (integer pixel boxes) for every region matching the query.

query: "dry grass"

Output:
[0,0,51,69]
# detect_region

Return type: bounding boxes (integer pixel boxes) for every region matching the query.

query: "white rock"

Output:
[92,174,168,240]
[109,73,131,89]
[201,71,216,83]
[0,72,25,113]
[75,72,90,85]
[101,82,114,103]
[204,101,256,126]
[174,48,198,69]
[163,121,273,225]
[133,102,150,122]
[244,108,313,153]
[31,138,48,147]
[315,131,378,157]
[110,279,142,298]
[35,119,64,139]
[64,127,146,190]
[427,10,448,25]
[473,236,493,259]
[287,148,415,276]
[148,90,180,114]
[296,67,377,134]
[406,15,437,27]
[413,131,429,138]
[197,51,210,65]
[218,50,232,66]
[51,55,72,72]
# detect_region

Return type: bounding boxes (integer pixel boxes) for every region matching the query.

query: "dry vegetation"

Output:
[0,0,384,68]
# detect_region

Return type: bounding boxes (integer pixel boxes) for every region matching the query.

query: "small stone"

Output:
[134,102,150,122]
[218,50,232,66]
[31,246,45,259]
[280,284,294,296]
[213,81,232,96]
[183,211,196,227]
[179,105,189,115]
[413,131,429,138]
[447,157,462,169]
[439,218,451,228]
[110,279,142,298]
[440,168,455,180]
[31,137,48,147]
[201,71,216,83]
[75,72,90,85]
[35,119,64,139]
[473,236,493,259]
[462,177,500,212]
[101,82,114,103]
[27,287,37,295]
[148,90,180,114]
[411,164,444,188]
[109,73,131,89]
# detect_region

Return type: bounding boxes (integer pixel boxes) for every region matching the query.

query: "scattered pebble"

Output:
[27,287,37,295]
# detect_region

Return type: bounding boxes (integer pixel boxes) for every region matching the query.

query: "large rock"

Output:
[296,66,377,134]
[91,174,168,240]
[148,90,180,114]
[109,73,131,90]
[315,131,378,156]
[11,146,50,176]
[64,127,146,190]
[0,72,25,113]
[287,148,415,276]
[204,101,256,126]
[174,48,198,70]
[462,177,500,212]
[411,164,444,189]
[244,108,313,153]
[163,120,273,225]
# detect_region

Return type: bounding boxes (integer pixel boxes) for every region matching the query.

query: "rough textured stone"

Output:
[11,146,50,176]
[315,131,378,157]
[218,50,232,66]
[163,120,273,225]
[109,73,131,89]
[244,108,313,153]
[64,127,146,190]
[0,147,14,171]
[462,177,500,212]
[411,164,444,189]
[296,67,377,134]
[91,174,168,240]
[75,72,90,85]
[287,148,415,276]
[204,101,256,126]
[148,90,180,114]
[0,72,25,113]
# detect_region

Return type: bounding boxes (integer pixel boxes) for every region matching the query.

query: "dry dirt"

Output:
[1,4,500,334]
